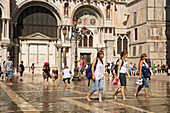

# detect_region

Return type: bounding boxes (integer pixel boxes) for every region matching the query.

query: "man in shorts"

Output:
[5,56,14,85]
[78,56,85,77]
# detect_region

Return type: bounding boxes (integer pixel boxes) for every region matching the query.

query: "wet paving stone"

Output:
[0,74,170,113]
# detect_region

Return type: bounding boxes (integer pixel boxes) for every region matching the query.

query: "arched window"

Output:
[79,35,82,47]
[117,37,122,54]
[64,3,69,17]
[17,6,57,37]
[106,5,110,19]
[89,35,93,47]
[84,35,87,47]
[123,37,128,51]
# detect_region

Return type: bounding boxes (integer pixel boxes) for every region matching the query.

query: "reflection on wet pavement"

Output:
[0,74,170,113]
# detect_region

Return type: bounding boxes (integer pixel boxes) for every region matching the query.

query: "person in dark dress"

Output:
[19,61,25,80]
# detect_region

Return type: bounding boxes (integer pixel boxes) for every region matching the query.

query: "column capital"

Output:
[1,18,10,21]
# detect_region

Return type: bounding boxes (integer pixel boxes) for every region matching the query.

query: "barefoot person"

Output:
[52,69,58,86]
[113,51,128,100]
[134,53,149,98]
[78,56,85,77]
[5,56,14,85]
[86,50,104,102]
[31,63,35,75]
[62,66,72,89]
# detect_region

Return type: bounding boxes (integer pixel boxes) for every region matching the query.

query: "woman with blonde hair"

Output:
[86,50,104,102]
[134,53,150,98]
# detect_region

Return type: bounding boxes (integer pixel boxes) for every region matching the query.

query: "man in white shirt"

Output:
[62,66,72,89]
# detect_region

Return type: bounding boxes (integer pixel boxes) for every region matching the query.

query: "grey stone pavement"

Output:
[0,73,170,113]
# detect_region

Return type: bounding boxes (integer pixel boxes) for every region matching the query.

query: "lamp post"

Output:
[62,17,87,81]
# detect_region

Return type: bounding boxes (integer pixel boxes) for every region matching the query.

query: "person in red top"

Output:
[78,56,85,77]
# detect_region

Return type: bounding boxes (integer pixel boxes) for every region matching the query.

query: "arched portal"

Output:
[14,5,60,73]
[17,6,58,37]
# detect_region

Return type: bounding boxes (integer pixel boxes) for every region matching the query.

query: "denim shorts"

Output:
[119,73,126,86]
[6,70,13,79]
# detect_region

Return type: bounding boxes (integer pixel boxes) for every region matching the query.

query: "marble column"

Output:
[1,19,5,39]
[6,20,9,39]
[27,43,29,67]
[69,47,72,71]
[58,47,62,74]
[63,47,66,67]
[2,46,8,61]
[99,28,101,43]
[47,44,49,62]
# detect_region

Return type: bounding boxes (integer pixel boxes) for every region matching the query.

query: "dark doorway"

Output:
[80,53,91,66]
[17,6,58,37]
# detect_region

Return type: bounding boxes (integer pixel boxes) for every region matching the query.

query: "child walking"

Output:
[52,69,58,86]
[62,66,72,89]
[133,63,137,76]
[86,50,104,102]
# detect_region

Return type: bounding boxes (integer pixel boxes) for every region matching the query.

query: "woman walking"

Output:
[113,51,128,100]
[86,51,104,102]
[134,53,149,98]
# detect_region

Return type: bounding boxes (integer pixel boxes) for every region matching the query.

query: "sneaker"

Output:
[136,79,143,85]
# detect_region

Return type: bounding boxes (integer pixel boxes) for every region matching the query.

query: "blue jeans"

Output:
[137,74,149,91]
[129,68,132,76]
[90,78,104,94]
[2,70,5,79]
[6,70,13,79]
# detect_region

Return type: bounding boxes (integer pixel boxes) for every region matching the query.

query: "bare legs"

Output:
[99,93,103,102]
[121,86,126,99]
[63,82,65,89]
[43,78,49,86]
[63,82,70,89]
[78,71,81,77]
[6,79,9,85]
[52,80,56,86]
[135,90,149,98]
[86,92,92,102]
[86,93,103,102]
[113,86,126,99]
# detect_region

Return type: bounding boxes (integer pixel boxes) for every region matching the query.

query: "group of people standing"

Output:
[86,51,151,102]
[152,64,169,75]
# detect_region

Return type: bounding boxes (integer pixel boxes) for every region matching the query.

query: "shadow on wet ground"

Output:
[0,74,170,113]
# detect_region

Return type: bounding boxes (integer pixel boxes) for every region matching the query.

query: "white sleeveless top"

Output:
[95,60,104,80]
[120,59,127,74]
[143,61,149,68]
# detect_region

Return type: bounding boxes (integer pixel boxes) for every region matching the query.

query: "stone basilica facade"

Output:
[0,0,170,73]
